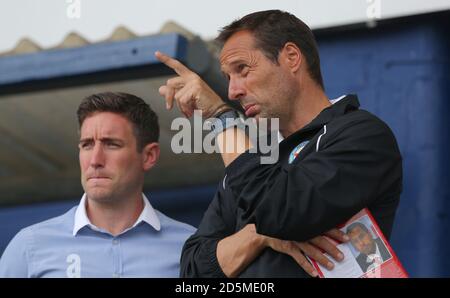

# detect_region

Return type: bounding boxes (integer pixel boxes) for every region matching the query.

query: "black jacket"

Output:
[180,95,402,277]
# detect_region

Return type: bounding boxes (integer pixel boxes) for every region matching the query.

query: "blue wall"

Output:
[317,15,450,277]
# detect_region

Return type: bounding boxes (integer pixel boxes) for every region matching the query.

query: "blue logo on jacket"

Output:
[288,141,310,164]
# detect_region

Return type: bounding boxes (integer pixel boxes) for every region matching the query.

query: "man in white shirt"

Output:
[0,92,195,277]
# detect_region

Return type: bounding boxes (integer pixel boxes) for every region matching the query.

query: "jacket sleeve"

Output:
[180,179,237,277]
[234,117,402,242]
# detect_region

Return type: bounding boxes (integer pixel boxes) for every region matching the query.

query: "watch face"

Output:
[208,111,240,137]
[221,110,238,119]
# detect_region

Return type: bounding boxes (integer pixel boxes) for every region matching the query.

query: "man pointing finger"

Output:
[155,10,401,278]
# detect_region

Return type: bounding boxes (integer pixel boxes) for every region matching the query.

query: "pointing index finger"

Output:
[155,51,191,76]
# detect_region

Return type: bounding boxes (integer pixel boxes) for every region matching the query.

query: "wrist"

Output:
[246,224,266,250]
[207,103,232,118]
[207,109,242,139]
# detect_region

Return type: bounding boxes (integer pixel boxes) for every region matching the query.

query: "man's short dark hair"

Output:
[347,222,371,236]
[77,92,159,151]
[216,9,324,89]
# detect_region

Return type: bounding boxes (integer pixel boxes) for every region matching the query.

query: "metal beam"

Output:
[0,33,188,96]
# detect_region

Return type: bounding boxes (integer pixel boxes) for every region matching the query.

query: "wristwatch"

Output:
[207,109,243,138]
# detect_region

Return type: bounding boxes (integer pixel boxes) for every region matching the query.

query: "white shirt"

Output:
[73,193,161,236]
[0,193,195,277]
[366,242,383,264]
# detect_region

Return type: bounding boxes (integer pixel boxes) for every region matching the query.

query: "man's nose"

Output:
[228,78,246,101]
[90,143,105,168]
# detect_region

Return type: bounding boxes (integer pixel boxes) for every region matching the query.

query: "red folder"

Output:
[309,208,408,278]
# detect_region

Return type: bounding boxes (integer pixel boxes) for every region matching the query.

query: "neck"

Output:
[280,80,331,138]
[86,192,144,236]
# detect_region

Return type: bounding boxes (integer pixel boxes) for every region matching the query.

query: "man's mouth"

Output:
[244,104,259,117]
[88,176,110,181]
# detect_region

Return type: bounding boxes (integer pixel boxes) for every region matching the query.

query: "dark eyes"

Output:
[238,64,249,73]
[106,142,121,148]
[79,141,121,149]
[223,64,249,80]
[79,142,93,149]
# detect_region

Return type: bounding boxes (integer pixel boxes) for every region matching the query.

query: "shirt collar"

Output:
[73,193,161,236]
[329,94,346,105]
[366,242,382,264]
[277,95,347,143]
[277,131,284,144]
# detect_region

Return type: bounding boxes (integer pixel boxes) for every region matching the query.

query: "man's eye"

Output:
[80,143,92,149]
[107,142,120,148]
[238,64,248,72]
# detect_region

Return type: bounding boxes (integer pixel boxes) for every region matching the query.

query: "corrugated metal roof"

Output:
[1,38,42,56]
[1,21,204,57]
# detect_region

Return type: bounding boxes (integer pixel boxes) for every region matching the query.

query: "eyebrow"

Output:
[221,58,243,69]
[79,137,124,144]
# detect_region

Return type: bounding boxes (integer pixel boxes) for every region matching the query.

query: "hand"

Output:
[306,228,349,264]
[155,51,227,118]
[217,224,266,278]
[263,228,349,277]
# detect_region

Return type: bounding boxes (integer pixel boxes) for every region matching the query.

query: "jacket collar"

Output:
[281,94,360,144]
[301,94,359,133]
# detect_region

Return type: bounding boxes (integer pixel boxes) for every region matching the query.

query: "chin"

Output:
[85,188,113,202]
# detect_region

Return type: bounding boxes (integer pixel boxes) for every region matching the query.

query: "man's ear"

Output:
[280,42,302,73]
[142,142,160,171]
